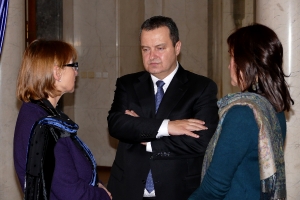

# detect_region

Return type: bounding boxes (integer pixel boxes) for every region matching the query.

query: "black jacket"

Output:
[107,65,219,200]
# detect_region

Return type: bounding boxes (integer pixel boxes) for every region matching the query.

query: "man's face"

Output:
[140,26,181,80]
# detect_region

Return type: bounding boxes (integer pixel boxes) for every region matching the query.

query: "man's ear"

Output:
[175,41,181,56]
[53,66,62,81]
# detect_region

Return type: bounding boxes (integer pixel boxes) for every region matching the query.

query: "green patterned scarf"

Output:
[201,92,286,199]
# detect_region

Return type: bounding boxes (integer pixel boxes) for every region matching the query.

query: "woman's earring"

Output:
[252,83,257,91]
[256,81,262,93]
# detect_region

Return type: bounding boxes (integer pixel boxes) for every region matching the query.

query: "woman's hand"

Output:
[97,183,112,199]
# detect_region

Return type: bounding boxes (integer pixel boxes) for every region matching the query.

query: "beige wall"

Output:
[70,0,119,166]
[0,0,25,199]
[208,0,256,98]
[221,0,255,97]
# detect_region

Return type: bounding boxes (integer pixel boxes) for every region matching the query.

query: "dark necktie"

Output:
[145,80,165,193]
[155,80,165,112]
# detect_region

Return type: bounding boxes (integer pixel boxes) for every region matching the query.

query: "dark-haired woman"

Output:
[13,39,112,200]
[189,24,293,199]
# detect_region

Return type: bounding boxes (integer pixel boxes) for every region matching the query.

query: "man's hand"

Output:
[125,110,204,139]
[168,119,207,138]
[125,110,139,117]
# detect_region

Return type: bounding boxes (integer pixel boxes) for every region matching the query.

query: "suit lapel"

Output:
[134,72,156,118]
[156,65,189,118]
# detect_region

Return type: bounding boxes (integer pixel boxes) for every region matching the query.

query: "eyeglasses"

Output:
[63,62,78,71]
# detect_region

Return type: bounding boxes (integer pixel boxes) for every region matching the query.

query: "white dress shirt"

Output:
[143,62,179,197]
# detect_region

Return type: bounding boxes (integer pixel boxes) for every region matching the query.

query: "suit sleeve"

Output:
[107,77,164,143]
[151,80,219,158]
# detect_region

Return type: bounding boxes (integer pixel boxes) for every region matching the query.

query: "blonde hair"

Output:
[17,39,77,102]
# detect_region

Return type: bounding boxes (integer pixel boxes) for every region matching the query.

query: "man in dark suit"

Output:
[107,16,219,200]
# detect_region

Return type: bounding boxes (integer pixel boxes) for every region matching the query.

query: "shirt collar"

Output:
[151,62,179,90]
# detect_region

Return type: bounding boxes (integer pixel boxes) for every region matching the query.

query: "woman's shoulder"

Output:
[19,101,48,116]
[222,105,259,137]
[17,101,49,125]
[20,101,44,110]
[225,105,255,121]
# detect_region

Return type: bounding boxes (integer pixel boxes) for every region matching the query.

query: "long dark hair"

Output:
[227,23,293,112]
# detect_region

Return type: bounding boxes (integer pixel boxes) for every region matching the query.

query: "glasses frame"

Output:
[63,62,78,71]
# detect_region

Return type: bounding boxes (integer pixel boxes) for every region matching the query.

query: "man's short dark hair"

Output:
[140,16,179,47]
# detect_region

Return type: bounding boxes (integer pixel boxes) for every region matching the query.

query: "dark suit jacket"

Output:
[107,64,219,200]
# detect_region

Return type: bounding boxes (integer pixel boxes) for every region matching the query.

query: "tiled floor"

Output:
[97,166,111,187]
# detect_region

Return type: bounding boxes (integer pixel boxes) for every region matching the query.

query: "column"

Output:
[0,0,25,199]
[256,0,300,199]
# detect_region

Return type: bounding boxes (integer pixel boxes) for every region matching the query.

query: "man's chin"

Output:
[147,67,161,74]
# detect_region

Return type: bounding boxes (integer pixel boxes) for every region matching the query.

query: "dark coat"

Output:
[107,64,219,200]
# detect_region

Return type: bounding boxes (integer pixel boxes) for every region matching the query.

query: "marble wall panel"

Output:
[118,0,144,77]
[162,0,208,76]
[95,1,117,46]
[62,0,75,119]
[75,45,117,106]
[73,0,116,47]
[72,0,118,166]
[144,0,163,18]
[75,107,118,165]
[208,0,222,98]
[222,1,239,96]
[180,44,208,75]
[256,0,300,198]
[62,0,74,44]
[119,0,144,46]
[221,0,255,97]
[0,0,25,199]
[119,46,143,76]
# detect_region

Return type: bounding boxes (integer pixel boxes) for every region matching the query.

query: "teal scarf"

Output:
[202,92,286,199]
